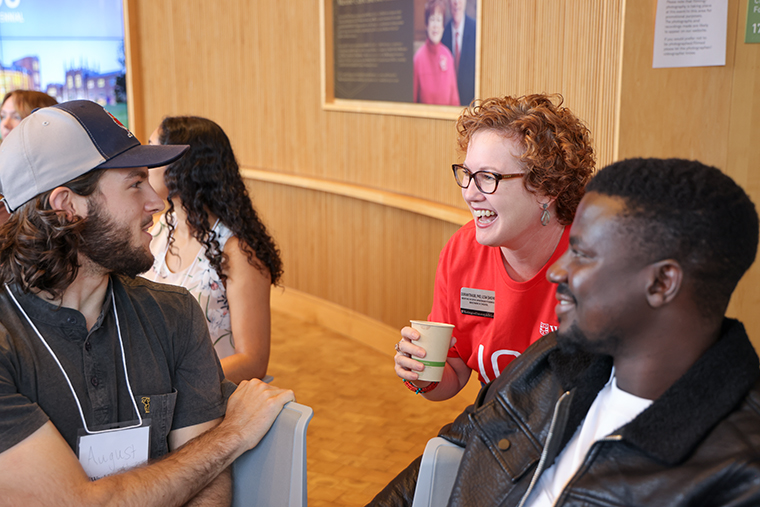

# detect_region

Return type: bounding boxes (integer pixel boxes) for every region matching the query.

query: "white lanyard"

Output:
[5,284,142,434]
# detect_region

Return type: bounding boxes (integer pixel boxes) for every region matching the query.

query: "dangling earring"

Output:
[540,203,551,226]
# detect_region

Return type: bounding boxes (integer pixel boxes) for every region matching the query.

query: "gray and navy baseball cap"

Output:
[0,100,188,212]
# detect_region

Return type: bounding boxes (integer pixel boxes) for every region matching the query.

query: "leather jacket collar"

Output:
[540,318,759,465]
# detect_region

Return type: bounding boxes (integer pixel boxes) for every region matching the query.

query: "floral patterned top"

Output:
[145,214,236,359]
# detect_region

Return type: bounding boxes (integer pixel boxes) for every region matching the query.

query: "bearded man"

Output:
[0,100,294,506]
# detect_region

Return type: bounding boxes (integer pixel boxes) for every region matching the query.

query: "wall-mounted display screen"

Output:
[0,0,127,126]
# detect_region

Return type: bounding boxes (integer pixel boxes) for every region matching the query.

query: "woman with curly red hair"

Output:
[144,116,282,384]
[395,94,595,400]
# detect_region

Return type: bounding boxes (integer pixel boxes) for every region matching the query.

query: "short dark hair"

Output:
[587,158,759,319]
[0,168,107,298]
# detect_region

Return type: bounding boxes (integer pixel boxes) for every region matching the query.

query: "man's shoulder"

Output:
[117,274,193,298]
[485,334,612,402]
[463,16,477,43]
[443,20,453,36]
[737,381,760,455]
[485,334,559,393]
[690,379,760,478]
[737,377,760,425]
[113,275,200,317]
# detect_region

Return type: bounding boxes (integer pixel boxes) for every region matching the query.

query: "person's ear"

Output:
[645,259,682,308]
[536,193,558,208]
[48,187,87,221]
[538,197,554,206]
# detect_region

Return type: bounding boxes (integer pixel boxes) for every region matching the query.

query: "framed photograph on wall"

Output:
[0,0,128,127]
[321,0,481,119]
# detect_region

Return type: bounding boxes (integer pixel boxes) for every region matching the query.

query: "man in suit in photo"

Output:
[442,0,477,106]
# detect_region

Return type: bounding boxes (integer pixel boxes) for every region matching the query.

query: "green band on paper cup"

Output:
[416,360,446,367]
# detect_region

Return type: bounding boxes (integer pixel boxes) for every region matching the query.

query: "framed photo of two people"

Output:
[321,0,481,119]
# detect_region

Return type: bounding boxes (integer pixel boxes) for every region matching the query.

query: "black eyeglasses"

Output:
[451,164,524,194]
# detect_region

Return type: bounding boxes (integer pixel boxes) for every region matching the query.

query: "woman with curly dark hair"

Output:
[394,94,595,401]
[144,116,282,384]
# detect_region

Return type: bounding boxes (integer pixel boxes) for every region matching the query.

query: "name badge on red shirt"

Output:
[460,288,495,318]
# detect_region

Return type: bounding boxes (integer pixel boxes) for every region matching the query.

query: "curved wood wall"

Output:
[125,0,759,349]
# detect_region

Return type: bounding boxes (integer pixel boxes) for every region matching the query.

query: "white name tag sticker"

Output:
[78,425,150,481]
[460,288,495,318]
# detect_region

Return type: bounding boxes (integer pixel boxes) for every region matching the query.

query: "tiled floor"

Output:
[267,310,480,506]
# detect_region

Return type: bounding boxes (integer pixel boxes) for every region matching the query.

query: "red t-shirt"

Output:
[429,221,568,383]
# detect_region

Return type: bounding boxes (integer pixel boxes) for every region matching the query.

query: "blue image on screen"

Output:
[0,0,127,126]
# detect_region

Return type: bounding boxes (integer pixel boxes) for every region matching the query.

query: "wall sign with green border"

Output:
[747,0,760,43]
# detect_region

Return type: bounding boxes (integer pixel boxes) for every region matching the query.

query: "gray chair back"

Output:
[232,401,314,507]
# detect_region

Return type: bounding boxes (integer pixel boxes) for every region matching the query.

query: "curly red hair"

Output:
[456,94,595,225]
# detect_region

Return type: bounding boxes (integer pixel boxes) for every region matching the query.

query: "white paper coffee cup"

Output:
[410,320,454,382]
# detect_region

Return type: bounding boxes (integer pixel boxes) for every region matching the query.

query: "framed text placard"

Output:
[321,0,481,119]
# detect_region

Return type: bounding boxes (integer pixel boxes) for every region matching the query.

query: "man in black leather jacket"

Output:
[369,158,760,507]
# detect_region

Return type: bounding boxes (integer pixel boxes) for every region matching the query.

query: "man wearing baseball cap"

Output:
[0,100,294,505]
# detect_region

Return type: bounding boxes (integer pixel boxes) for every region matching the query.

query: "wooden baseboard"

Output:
[270,285,399,358]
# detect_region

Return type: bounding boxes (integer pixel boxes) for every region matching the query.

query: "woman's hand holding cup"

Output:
[394,322,455,383]
[394,326,428,381]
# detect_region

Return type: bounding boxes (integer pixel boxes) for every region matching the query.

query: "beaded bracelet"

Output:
[403,379,439,394]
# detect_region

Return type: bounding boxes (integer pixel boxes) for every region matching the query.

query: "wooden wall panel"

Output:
[617,0,760,347]
[617,1,737,167]
[245,180,461,330]
[481,0,624,168]
[126,0,622,332]
[129,0,622,202]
